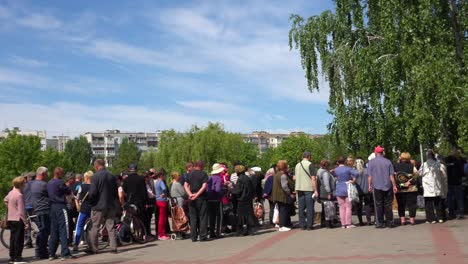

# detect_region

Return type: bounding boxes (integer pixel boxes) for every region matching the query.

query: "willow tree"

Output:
[289,0,467,154]
[155,123,258,174]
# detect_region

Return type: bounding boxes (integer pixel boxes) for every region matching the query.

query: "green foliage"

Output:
[289,0,467,155]
[0,133,41,203]
[139,150,157,171]
[63,136,92,173]
[112,138,141,174]
[35,147,68,174]
[155,123,259,174]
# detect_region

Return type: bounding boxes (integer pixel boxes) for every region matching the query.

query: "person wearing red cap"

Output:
[367,146,398,228]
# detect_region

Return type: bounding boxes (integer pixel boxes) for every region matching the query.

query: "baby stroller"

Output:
[169,198,190,240]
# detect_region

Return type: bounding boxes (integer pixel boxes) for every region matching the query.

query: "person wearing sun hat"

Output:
[207,163,224,238]
[367,146,398,228]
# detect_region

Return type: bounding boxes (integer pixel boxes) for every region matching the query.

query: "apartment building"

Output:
[84,130,159,167]
[45,135,70,152]
[0,127,47,150]
[242,131,322,153]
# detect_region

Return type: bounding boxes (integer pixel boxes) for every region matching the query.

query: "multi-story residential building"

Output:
[242,131,323,153]
[0,127,47,150]
[84,130,159,167]
[46,135,70,152]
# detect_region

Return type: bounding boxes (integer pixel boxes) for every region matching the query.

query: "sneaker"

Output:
[278,227,291,232]
[13,262,27,264]
[49,256,58,261]
[431,221,437,224]
[438,220,444,223]
[274,224,280,228]
[158,235,170,241]
[425,221,430,224]
[346,225,357,229]
[61,255,75,261]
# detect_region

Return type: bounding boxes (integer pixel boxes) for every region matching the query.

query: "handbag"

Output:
[254,202,264,219]
[347,182,359,202]
[323,201,336,220]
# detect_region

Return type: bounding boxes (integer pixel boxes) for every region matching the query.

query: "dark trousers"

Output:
[143,205,154,236]
[396,192,418,218]
[35,212,50,258]
[48,205,70,257]
[297,191,314,228]
[354,193,373,223]
[268,200,275,225]
[237,203,255,235]
[8,221,25,261]
[447,185,465,217]
[373,189,394,225]
[425,196,443,222]
[189,198,208,241]
[208,200,222,237]
[277,202,292,228]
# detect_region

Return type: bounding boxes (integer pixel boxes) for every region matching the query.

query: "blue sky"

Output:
[0,0,334,136]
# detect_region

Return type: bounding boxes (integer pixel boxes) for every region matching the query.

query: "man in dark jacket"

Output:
[88,159,118,254]
[445,149,466,219]
[122,164,147,220]
[30,167,50,260]
[47,167,73,260]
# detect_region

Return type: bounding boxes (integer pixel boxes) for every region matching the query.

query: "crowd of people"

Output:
[3,146,467,264]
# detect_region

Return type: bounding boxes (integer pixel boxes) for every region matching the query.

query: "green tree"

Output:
[139,150,157,171]
[112,138,141,174]
[35,147,68,174]
[289,0,467,154]
[0,133,41,208]
[63,136,92,173]
[155,123,259,176]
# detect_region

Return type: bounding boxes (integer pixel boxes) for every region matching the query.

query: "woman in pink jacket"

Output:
[4,176,29,264]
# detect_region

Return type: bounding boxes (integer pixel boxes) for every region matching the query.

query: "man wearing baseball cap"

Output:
[367,146,398,228]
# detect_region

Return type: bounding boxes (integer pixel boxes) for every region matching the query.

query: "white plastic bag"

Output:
[272,203,280,224]
[347,182,359,202]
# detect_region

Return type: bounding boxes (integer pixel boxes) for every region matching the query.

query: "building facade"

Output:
[242,131,322,153]
[0,127,47,150]
[46,136,70,152]
[84,130,159,167]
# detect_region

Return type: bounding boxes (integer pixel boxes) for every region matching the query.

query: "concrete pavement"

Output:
[1,216,467,264]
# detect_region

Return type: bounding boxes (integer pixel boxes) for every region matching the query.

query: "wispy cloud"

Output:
[16,13,62,30]
[0,67,126,95]
[81,39,208,73]
[176,100,251,115]
[9,55,48,67]
[0,102,254,136]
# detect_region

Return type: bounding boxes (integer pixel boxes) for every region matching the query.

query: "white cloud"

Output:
[81,39,208,73]
[176,100,251,115]
[0,67,49,87]
[9,55,48,67]
[0,67,126,95]
[16,13,62,30]
[0,102,253,137]
[149,3,330,104]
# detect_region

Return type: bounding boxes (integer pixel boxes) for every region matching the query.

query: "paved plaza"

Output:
[1,214,467,264]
